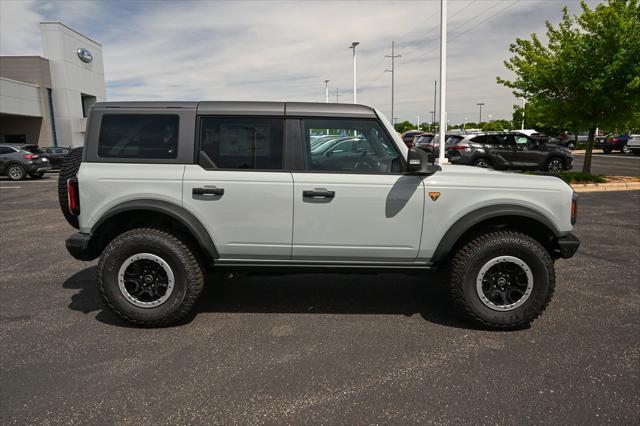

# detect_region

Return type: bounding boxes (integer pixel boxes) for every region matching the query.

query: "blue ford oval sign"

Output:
[77,48,93,63]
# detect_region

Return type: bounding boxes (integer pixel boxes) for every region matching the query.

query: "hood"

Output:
[432,164,572,192]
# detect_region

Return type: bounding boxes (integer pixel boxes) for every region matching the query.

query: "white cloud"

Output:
[1,0,602,123]
[0,0,43,55]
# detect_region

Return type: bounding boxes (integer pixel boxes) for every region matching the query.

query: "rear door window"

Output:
[199,117,284,170]
[98,115,179,159]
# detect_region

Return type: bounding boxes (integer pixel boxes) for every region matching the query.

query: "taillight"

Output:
[449,145,468,150]
[23,154,34,159]
[571,196,577,225]
[67,178,80,215]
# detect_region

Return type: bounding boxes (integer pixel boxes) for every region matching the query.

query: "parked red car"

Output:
[400,130,423,148]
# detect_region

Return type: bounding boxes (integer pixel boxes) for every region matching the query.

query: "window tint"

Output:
[494,134,515,146]
[445,135,463,145]
[199,117,283,170]
[302,118,402,173]
[98,115,179,159]
[23,145,44,154]
[471,135,487,144]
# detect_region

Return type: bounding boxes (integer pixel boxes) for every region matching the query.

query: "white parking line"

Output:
[0,186,21,189]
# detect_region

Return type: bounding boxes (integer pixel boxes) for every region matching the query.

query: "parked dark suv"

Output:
[0,144,51,180]
[446,132,573,173]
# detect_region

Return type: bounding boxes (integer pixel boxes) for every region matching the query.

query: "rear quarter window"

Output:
[98,114,179,159]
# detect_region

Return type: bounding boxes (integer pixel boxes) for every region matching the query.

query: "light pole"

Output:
[433,81,437,128]
[417,115,421,131]
[437,0,447,165]
[324,80,330,103]
[385,41,401,125]
[429,110,435,131]
[477,102,485,123]
[349,41,359,104]
[521,97,526,130]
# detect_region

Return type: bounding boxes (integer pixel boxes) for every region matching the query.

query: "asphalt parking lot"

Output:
[1,176,639,424]
[572,151,640,176]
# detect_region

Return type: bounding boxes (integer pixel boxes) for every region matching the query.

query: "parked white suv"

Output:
[60,101,580,328]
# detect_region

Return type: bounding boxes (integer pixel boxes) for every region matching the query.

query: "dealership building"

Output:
[0,22,106,148]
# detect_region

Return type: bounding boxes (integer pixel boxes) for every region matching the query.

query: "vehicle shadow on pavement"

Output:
[63,267,493,330]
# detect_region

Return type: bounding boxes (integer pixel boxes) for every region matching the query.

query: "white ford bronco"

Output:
[60,101,579,328]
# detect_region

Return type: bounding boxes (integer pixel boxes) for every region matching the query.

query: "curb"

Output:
[571,181,640,193]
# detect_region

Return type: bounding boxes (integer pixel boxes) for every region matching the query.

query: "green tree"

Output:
[481,119,514,132]
[498,0,640,173]
[394,120,416,133]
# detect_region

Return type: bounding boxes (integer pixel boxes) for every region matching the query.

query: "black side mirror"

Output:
[407,148,441,175]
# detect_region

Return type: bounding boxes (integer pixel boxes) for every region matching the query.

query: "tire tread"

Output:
[98,228,204,327]
[58,147,83,229]
[448,230,556,330]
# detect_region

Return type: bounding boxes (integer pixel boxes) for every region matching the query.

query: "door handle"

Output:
[193,187,224,196]
[303,189,335,199]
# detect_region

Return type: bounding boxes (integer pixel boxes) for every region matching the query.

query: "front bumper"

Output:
[557,232,580,258]
[65,232,98,261]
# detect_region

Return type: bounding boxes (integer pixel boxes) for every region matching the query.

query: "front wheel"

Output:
[545,157,564,174]
[473,158,493,169]
[447,231,555,330]
[603,148,612,154]
[98,228,204,327]
[622,145,631,154]
[29,171,45,179]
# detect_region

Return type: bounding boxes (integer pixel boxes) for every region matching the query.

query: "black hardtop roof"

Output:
[91,101,377,118]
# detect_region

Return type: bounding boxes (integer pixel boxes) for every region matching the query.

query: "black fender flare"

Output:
[91,199,219,262]
[430,204,561,265]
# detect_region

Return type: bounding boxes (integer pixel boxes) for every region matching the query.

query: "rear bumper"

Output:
[26,163,51,172]
[557,232,580,258]
[65,232,98,261]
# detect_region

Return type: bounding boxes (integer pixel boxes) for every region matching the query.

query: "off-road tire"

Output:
[98,228,204,327]
[57,147,83,229]
[447,231,555,330]
[7,164,26,181]
[29,171,45,179]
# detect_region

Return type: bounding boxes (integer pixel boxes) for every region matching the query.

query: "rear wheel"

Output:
[6,164,26,181]
[98,228,204,327]
[58,147,83,229]
[603,147,612,154]
[447,231,555,330]
[622,145,631,154]
[473,158,493,169]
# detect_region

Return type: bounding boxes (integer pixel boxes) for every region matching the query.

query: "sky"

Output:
[0,0,602,124]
